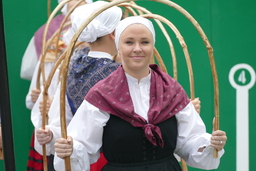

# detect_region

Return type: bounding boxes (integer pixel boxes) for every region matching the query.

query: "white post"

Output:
[229,63,255,171]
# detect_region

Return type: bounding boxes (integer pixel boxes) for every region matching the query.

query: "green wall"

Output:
[1,0,255,170]
[1,0,58,170]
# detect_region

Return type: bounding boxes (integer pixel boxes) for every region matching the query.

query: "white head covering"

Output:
[58,0,93,15]
[115,16,155,49]
[63,1,122,44]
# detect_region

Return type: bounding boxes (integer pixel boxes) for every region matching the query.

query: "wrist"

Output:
[48,130,53,143]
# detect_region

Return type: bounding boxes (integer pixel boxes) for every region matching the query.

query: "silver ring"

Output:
[220,140,223,145]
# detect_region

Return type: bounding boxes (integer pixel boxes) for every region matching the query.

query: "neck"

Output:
[77,42,90,50]
[90,35,116,56]
[124,66,150,83]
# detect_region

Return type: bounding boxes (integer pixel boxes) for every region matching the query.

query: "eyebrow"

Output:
[124,37,150,40]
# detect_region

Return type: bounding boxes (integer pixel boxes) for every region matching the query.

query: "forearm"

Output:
[54,100,109,170]
[54,140,100,171]
[176,132,224,169]
[175,102,224,169]
[34,129,53,156]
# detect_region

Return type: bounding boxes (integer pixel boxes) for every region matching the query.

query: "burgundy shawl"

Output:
[85,64,190,147]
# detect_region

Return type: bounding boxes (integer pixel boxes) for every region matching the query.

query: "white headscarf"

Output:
[63,1,122,44]
[115,16,155,49]
[58,0,93,15]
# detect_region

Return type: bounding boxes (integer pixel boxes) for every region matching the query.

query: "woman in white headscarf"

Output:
[54,16,227,171]
[22,1,91,171]
[33,1,123,171]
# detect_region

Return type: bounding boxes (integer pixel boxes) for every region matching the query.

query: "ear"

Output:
[109,32,115,41]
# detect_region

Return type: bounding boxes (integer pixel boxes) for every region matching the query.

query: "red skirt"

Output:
[90,153,108,171]
[27,132,108,170]
[27,133,45,171]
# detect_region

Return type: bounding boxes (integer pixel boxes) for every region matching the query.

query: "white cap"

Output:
[114,16,155,49]
[63,1,122,44]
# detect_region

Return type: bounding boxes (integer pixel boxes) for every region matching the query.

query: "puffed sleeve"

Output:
[25,61,55,110]
[54,100,110,171]
[33,80,73,155]
[174,102,224,170]
[25,61,41,110]
[20,36,38,81]
[31,66,60,127]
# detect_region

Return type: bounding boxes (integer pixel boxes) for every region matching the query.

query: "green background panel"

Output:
[1,0,255,170]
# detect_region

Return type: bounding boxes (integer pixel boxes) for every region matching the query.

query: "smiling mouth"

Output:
[131,56,143,59]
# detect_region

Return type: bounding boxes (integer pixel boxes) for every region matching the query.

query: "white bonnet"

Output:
[58,0,93,15]
[63,1,122,44]
[115,16,155,49]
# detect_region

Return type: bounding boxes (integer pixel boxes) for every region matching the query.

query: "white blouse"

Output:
[32,81,73,155]
[32,51,113,155]
[54,72,224,171]
[25,61,56,110]
[20,36,38,81]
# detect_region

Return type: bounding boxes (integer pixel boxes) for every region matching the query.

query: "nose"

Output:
[133,43,142,53]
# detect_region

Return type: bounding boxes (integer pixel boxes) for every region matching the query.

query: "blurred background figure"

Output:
[21,1,92,170]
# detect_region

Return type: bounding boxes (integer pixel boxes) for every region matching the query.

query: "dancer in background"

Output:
[33,1,122,170]
[22,1,92,170]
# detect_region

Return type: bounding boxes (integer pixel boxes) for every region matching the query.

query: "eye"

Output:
[142,41,149,44]
[125,41,133,45]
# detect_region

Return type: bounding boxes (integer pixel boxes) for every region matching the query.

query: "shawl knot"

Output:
[143,123,164,148]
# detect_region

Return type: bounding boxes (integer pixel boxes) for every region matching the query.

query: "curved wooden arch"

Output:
[53,0,85,58]
[57,0,219,170]
[35,21,71,89]
[48,0,51,17]
[140,13,194,99]
[38,0,72,170]
[39,0,72,87]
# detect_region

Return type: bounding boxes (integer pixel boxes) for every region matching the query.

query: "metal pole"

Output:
[0,0,16,170]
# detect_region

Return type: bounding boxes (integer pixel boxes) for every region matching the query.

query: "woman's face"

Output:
[118,24,154,73]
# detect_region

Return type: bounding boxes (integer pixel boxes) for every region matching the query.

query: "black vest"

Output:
[102,114,182,171]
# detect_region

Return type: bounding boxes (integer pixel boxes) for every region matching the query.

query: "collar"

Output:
[88,51,112,59]
[125,70,151,85]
